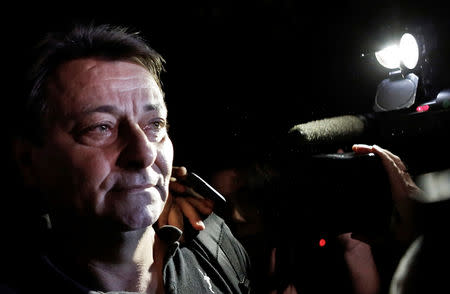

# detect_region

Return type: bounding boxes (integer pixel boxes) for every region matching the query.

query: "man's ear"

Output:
[13,138,38,187]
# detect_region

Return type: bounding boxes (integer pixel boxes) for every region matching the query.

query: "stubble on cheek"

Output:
[68,152,114,217]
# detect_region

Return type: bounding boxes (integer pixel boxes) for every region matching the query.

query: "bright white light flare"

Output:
[375,33,419,70]
[400,33,419,69]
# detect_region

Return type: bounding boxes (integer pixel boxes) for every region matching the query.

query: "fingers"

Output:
[168,201,184,230]
[164,196,213,232]
[352,144,408,184]
[159,193,211,232]
[268,248,298,294]
[352,144,374,154]
[269,247,277,275]
[174,197,206,231]
[371,145,407,173]
[377,146,408,172]
[171,166,187,178]
[353,143,415,198]
[170,178,187,194]
[282,284,298,294]
[352,144,422,243]
[169,165,216,232]
[185,197,214,215]
[372,145,406,187]
[170,166,188,194]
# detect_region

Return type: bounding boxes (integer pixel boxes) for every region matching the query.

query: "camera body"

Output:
[283,152,392,238]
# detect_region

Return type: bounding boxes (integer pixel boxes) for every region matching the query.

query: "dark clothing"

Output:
[164,213,251,293]
[2,213,251,294]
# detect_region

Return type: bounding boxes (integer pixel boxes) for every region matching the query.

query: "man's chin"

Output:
[116,206,163,232]
[102,190,166,231]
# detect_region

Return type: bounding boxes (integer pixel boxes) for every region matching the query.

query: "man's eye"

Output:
[152,120,166,129]
[73,121,116,146]
[78,123,115,138]
[143,119,168,141]
[145,119,167,131]
[89,124,112,133]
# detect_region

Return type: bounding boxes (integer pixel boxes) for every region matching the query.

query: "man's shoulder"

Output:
[197,212,244,255]
[200,212,230,242]
[165,213,251,293]
[196,213,251,288]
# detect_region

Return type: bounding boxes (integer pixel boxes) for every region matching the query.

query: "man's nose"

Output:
[116,122,156,170]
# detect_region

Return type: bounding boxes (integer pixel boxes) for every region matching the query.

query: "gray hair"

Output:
[21,23,165,144]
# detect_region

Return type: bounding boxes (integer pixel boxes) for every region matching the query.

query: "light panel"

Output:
[375,33,419,70]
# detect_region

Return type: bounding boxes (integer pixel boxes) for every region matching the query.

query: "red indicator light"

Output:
[416,105,430,112]
[319,239,326,247]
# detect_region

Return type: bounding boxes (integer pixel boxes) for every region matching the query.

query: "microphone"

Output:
[285,108,450,174]
[279,115,393,238]
[286,115,368,154]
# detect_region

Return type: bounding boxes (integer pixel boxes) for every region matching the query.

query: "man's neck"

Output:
[49,221,166,293]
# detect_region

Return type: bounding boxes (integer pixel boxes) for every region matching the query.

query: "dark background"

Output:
[1,3,449,292]
[4,1,450,174]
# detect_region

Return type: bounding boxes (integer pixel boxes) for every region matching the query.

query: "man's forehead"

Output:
[55,58,155,88]
[47,58,166,111]
[78,103,167,116]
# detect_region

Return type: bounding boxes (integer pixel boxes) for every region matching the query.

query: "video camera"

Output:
[280,25,450,237]
[281,92,450,239]
[280,135,393,240]
[272,94,449,294]
[271,23,450,294]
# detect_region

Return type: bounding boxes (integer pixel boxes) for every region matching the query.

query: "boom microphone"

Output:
[279,115,393,237]
[286,115,369,154]
[285,106,450,174]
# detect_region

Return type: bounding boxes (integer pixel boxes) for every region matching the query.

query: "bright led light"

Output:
[375,33,419,70]
[375,45,401,69]
[399,33,419,69]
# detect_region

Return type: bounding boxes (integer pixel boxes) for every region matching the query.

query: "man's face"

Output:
[28,58,173,231]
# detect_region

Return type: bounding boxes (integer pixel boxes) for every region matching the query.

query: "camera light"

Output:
[416,104,430,112]
[375,33,419,70]
[400,33,419,69]
[375,45,400,69]
[319,238,326,247]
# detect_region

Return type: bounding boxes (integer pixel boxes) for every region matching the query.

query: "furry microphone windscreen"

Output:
[287,115,366,154]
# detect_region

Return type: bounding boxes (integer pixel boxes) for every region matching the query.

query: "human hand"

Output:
[337,233,380,294]
[269,285,298,294]
[352,144,423,244]
[158,166,214,232]
[268,248,299,294]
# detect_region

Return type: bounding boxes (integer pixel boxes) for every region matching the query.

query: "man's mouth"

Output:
[111,183,156,194]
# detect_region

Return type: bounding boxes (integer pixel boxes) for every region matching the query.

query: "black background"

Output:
[4,1,450,175]
[1,2,449,292]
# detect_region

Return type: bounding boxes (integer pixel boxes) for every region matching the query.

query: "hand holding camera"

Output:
[352,144,423,245]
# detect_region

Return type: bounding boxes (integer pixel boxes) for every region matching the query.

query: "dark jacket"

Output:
[1,213,251,294]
